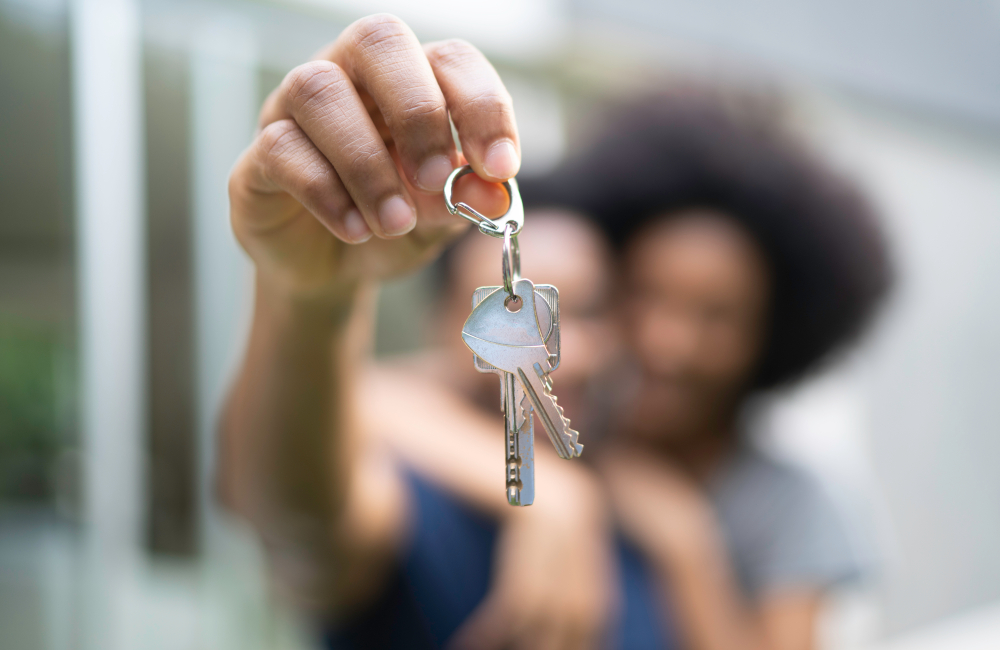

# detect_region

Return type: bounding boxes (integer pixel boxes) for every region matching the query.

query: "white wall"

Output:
[765,93,1000,637]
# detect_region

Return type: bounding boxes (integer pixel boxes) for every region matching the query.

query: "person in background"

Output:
[522,92,892,649]
[218,14,892,650]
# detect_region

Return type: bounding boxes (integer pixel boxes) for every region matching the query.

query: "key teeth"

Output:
[541,386,584,457]
[522,375,584,458]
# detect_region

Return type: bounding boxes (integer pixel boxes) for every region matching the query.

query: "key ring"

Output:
[501,222,520,300]
[443,164,524,238]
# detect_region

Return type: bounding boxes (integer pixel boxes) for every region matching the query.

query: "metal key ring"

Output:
[443,164,524,238]
[501,222,520,299]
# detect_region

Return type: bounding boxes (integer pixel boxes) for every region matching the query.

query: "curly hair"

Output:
[521,89,893,390]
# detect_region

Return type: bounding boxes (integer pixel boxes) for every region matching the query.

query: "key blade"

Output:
[508,385,535,506]
[504,375,534,506]
[502,372,523,506]
[516,365,583,459]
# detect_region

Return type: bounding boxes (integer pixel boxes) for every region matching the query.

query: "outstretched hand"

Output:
[229,14,517,301]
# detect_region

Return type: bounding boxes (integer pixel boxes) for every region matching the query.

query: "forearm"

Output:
[362,364,506,515]
[364,365,605,523]
[649,516,768,650]
[219,276,370,537]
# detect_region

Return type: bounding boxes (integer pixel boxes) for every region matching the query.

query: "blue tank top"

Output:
[324,473,677,649]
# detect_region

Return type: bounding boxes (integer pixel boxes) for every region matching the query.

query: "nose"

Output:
[636,306,701,377]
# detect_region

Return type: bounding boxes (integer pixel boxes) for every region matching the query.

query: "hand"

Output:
[229,14,518,301]
[600,448,719,569]
[449,472,618,650]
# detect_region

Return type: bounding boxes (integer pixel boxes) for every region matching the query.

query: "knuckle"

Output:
[257,121,342,213]
[427,38,480,68]
[299,167,337,210]
[346,140,386,172]
[348,13,409,54]
[283,60,346,112]
[397,96,448,129]
[462,88,513,120]
[257,119,303,178]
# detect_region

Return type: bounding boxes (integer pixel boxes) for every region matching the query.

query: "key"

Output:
[470,286,557,506]
[463,278,583,460]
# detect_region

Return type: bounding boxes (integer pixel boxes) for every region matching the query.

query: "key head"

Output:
[462,279,552,374]
[470,284,559,374]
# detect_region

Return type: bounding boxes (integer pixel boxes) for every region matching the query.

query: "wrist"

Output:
[255,270,370,333]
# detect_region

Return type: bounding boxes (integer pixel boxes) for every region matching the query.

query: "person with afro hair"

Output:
[514,88,892,650]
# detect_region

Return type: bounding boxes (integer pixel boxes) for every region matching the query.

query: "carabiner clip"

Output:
[501,222,520,300]
[443,165,524,238]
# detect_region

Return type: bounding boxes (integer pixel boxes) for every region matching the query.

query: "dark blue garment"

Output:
[324,473,676,649]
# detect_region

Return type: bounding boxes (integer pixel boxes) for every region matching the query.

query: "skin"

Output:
[620,212,769,456]
[219,14,824,649]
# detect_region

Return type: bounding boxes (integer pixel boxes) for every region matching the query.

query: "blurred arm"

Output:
[604,451,822,650]
[363,359,613,520]
[362,363,512,516]
[658,521,822,650]
[218,281,407,613]
[216,13,521,614]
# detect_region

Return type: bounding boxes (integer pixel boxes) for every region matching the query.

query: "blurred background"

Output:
[1,0,999,648]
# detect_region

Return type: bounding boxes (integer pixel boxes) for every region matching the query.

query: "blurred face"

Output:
[621,210,769,441]
[447,210,617,420]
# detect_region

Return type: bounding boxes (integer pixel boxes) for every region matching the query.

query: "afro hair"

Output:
[521,89,893,390]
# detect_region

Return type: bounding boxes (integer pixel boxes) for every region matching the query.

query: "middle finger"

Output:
[277,59,417,238]
[325,14,458,193]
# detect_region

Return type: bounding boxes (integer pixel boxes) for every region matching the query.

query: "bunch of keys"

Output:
[444,165,583,506]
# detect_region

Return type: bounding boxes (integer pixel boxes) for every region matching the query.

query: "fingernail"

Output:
[483,140,519,180]
[342,208,372,243]
[378,196,416,236]
[415,155,453,192]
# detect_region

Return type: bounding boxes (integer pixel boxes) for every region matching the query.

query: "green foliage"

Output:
[0,320,73,500]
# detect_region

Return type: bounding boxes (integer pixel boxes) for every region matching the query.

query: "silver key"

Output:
[470,285,558,506]
[463,278,583,460]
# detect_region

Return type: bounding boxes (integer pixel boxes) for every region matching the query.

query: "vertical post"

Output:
[70,0,145,648]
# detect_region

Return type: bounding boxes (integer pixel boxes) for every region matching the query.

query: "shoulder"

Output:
[711,446,865,595]
[712,446,831,522]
